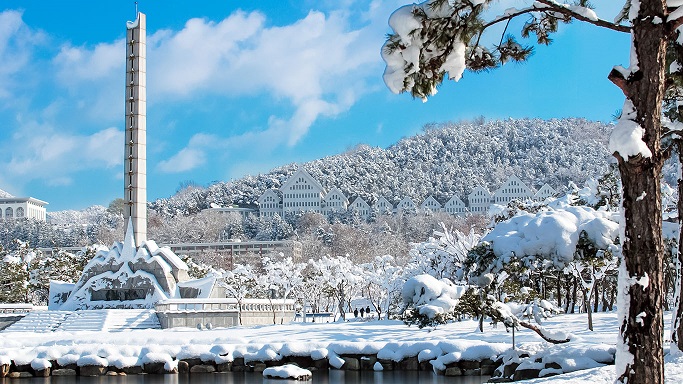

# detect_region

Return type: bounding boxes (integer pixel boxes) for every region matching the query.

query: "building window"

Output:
[5,207,13,219]
[16,207,24,218]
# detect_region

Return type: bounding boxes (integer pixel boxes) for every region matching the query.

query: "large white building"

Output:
[323,187,349,215]
[468,186,492,214]
[444,195,467,215]
[349,197,371,219]
[493,175,534,205]
[281,168,325,214]
[0,197,48,221]
[257,171,555,219]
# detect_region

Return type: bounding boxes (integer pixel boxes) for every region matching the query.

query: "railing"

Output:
[0,304,33,314]
[155,298,296,313]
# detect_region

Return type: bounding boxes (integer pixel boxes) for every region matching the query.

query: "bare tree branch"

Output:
[535,0,631,33]
[518,320,571,344]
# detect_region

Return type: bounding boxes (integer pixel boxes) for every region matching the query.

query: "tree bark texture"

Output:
[614,1,667,382]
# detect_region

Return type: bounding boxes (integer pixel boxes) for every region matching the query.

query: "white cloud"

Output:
[149,11,266,96]
[4,2,401,179]
[151,3,400,172]
[0,10,44,99]
[1,122,122,187]
[55,40,123,82]
[52,39,124,122]
[157,148,207,173]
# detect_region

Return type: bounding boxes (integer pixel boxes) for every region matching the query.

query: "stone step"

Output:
[2,311,70,333]
[2,309,161,333]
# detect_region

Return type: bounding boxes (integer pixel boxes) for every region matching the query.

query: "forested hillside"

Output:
[150,118,612,216]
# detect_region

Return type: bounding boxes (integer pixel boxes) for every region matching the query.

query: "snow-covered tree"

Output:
[29,247,92,305]
[362,254,403,319]
[564,232,619,331]
[401,274,467,328]
[404,223,482,282]
[312,255,362,321]
[0,245,29,303]
[261,255,306,324]
[466,203,620,334]
[401,273,572,343]
[382,1,669,381]
[219,264,262,325]
[299,260,330,315]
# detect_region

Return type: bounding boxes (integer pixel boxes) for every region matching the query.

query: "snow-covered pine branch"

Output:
[383,0,627,100]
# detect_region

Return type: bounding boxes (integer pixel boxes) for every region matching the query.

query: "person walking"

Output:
[354,308,359,318]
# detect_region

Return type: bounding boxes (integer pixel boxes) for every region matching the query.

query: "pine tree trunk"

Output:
[564,273,571,313]
[583,289,593,331]
[612,1,667,381]
[571,276,577,314]
[593,280,599,313]
[557,271,562,309]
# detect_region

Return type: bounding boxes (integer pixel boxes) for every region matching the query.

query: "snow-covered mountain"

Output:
[149,118,613,216]
[0,188,13,198]
[48,205,110,227]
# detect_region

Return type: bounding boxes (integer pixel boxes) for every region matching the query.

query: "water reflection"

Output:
[2,371,489,384]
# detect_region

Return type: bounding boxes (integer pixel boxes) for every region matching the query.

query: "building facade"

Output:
[323,187,349,215]
[493,174,534,205]
[468,186,492,214]
[420,196,442,213]
[349,197,371,219]
[281,168,325,214]
[256,171,555,219]
[0,197,48,221]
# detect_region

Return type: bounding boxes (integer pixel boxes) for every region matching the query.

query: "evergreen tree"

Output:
[382,1,669,381]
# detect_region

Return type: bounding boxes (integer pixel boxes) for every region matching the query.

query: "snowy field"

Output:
[1,311,683,382]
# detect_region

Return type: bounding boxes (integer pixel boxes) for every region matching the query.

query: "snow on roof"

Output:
[0,188,13,198]
[146,241,190,281]
[177,276,217,299]
[280,167,326,193]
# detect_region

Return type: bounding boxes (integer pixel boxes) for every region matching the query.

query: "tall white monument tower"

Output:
[124,12,147,246]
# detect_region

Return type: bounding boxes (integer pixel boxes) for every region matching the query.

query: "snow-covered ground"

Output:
[1,311,682,382]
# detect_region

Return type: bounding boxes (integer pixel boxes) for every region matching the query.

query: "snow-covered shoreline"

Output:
[2,311,682,381]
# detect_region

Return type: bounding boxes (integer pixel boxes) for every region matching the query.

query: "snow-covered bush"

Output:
[400,274,468,328]
[403,223,481,282]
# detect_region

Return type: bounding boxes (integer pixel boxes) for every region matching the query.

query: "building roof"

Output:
[494,174,533,194]
[325,187,349,203]
[445,195,465,206]
[258,189,282,203]
[421,196,442,208]
[350,196,370,208]
[0,197,48,206]
[280,168,326,193]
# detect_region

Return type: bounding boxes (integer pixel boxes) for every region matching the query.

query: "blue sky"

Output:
[0,1,629,211]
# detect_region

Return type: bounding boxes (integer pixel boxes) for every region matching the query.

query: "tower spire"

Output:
[124,12,147,247]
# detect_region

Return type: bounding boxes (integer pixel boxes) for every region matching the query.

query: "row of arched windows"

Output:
[1,207,24,219]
